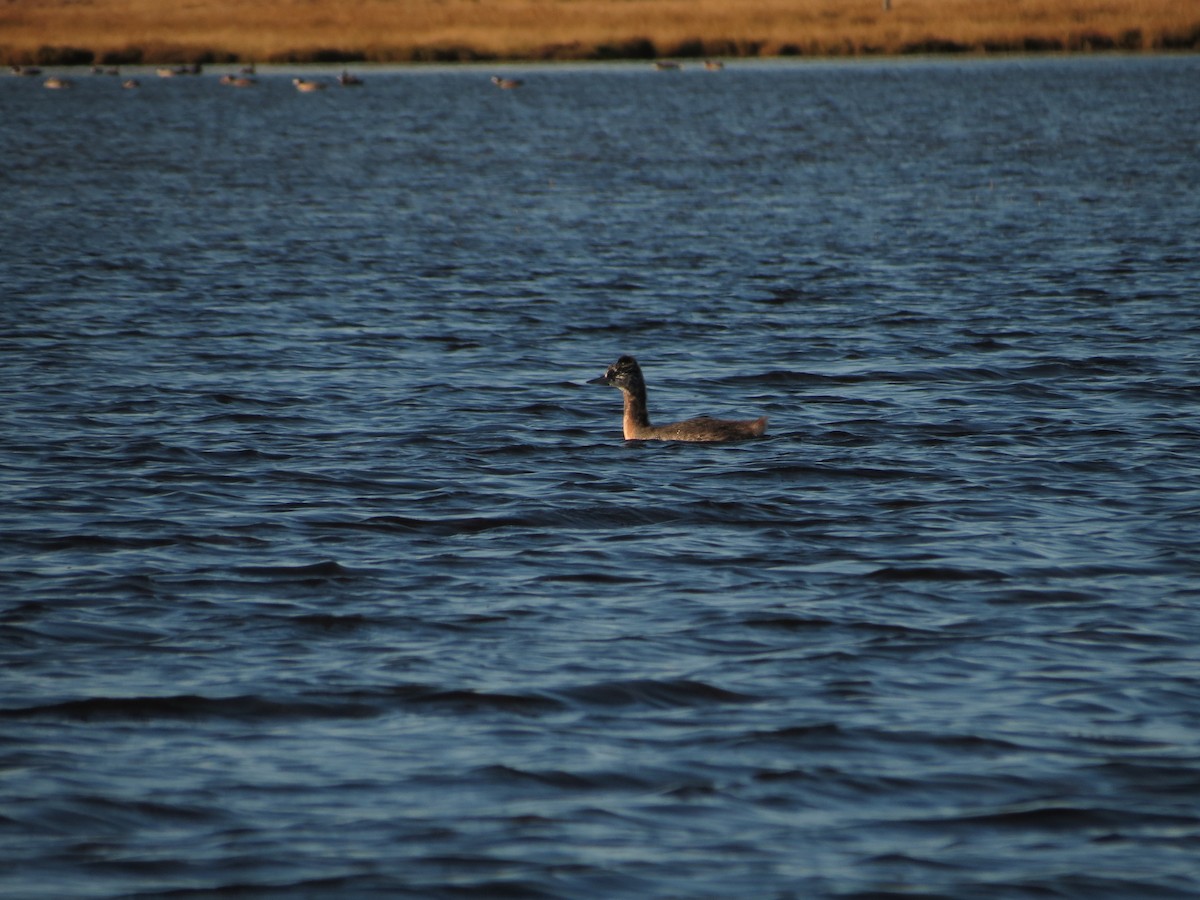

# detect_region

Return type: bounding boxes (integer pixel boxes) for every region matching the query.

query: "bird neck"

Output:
[621,385,651,439]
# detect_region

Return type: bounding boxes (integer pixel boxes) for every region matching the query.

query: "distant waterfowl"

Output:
[157,64,201,78]
[10,65,42,77]
[219,74,256,87]
[292,77,327,92]
[654,60,681,71]
[122,78,140,89]
[338,70,363,86]
[491,75,523,89]
[704,59,725,71]
[589,355,768,442]
[43,76,72,90]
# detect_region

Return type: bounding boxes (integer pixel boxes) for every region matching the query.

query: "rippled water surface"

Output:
[3,56,1200,898]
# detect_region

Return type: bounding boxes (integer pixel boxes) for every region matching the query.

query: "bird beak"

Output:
[587,374,612,385]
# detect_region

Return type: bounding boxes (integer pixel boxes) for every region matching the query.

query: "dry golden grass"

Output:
[2,0,1197,65]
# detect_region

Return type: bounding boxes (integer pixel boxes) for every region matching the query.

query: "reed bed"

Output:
[2,0,1197,66]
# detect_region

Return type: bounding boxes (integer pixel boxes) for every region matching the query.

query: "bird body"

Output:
[590,356,767,442]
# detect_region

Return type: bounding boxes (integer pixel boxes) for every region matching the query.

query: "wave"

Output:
[0,694,380,723]
[723,355,1159,392]
[0,677,758,724]
[868,565,1009,583]
[914,801,1197,832]
[0,689,557,722]
[556,678,757,710]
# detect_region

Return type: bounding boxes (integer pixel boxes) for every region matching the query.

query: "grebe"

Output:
[491,76,524,89]
[292,77,326,92]
[589,355,768,443]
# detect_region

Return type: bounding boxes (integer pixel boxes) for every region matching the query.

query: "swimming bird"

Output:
[589,355,768,442]
[491,75,523,89]
[338,70,363,86]
[156,65,198,78]
[43,76,72,90]
[292,77,326,92]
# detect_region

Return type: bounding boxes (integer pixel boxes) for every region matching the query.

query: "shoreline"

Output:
[7,52,1199,75]
[3,0,1197,68]
[6,38,1199,69]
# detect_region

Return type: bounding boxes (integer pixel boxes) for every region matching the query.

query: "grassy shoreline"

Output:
[3,0,1198,67]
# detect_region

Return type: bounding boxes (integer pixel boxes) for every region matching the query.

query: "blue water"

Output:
[2,56,1200,898]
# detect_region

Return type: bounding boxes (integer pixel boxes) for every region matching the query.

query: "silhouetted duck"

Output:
[590,355,767,442]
